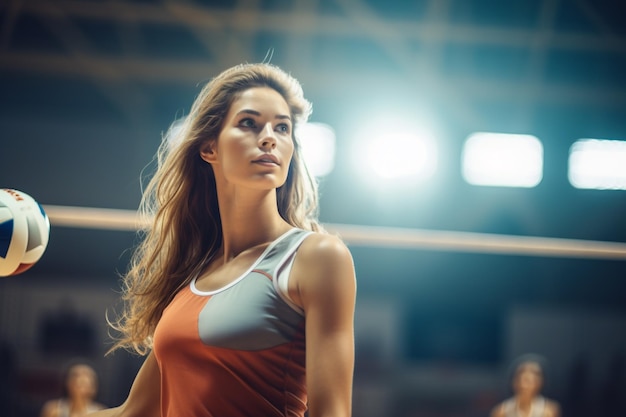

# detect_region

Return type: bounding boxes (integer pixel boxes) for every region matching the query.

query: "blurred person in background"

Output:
[491,354,560,417]
[40,360,105,417]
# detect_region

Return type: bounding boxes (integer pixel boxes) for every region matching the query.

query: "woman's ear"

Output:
[200,140,217,164]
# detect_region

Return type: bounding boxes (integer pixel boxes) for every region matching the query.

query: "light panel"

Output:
[297,122,336,177]
[568,139,626,190]
[462,132,543,188]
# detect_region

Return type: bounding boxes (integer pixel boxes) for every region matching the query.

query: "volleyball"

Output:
[0,188,50,277]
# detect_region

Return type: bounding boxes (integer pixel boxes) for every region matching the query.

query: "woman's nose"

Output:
[259,123,277,149]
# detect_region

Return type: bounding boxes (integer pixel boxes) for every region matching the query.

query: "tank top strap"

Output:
[254,228,312,275]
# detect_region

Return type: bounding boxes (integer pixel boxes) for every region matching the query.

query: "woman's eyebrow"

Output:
[236,109,291,121]
[236,109,261,117]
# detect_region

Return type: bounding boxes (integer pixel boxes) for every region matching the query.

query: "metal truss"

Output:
[1,0,625,128]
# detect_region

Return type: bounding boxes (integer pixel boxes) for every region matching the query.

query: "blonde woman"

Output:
[89,63,357,417]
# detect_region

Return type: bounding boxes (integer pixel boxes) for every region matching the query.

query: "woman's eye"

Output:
[276,124,290,133]
[239,118,256,128]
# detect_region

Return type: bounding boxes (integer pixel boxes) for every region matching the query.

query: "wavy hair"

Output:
[108,63,322,355]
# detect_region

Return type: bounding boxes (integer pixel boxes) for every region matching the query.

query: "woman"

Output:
[90,63,357,417]
[491,354,561,417]
[40,360,105,417]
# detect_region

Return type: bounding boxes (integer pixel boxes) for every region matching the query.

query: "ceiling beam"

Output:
[2,51,624,107]
[16,0,626,54]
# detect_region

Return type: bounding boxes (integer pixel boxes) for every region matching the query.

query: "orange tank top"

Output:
[153,229,311,417]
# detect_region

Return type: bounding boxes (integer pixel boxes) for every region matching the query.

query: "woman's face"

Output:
[513,361,543,397]
[66,364,98,399]
[202,86,294,190]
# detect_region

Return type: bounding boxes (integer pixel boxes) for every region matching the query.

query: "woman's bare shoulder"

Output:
[40,399,61,417]
[544,399,561,417]
[298,232,352,262]
[489,402,506,417]
[292,232,355,297]
[93,401,107,410]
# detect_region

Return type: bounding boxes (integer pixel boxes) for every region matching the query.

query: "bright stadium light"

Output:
[462,132,543,188]
[568,139,626,190]
[352,116,438,185]
[297,122,336,177]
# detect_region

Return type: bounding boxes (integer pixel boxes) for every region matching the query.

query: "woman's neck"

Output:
[217,188,291,261]
[515,394,537,416]
[68,395,91,413]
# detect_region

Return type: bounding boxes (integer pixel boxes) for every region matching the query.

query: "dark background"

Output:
[1,1,625,416]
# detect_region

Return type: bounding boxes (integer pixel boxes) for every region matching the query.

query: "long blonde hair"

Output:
[109,63,322,355]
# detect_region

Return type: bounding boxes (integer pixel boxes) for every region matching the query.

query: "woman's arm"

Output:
[293,233,357,417]
[87,352,161,417]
